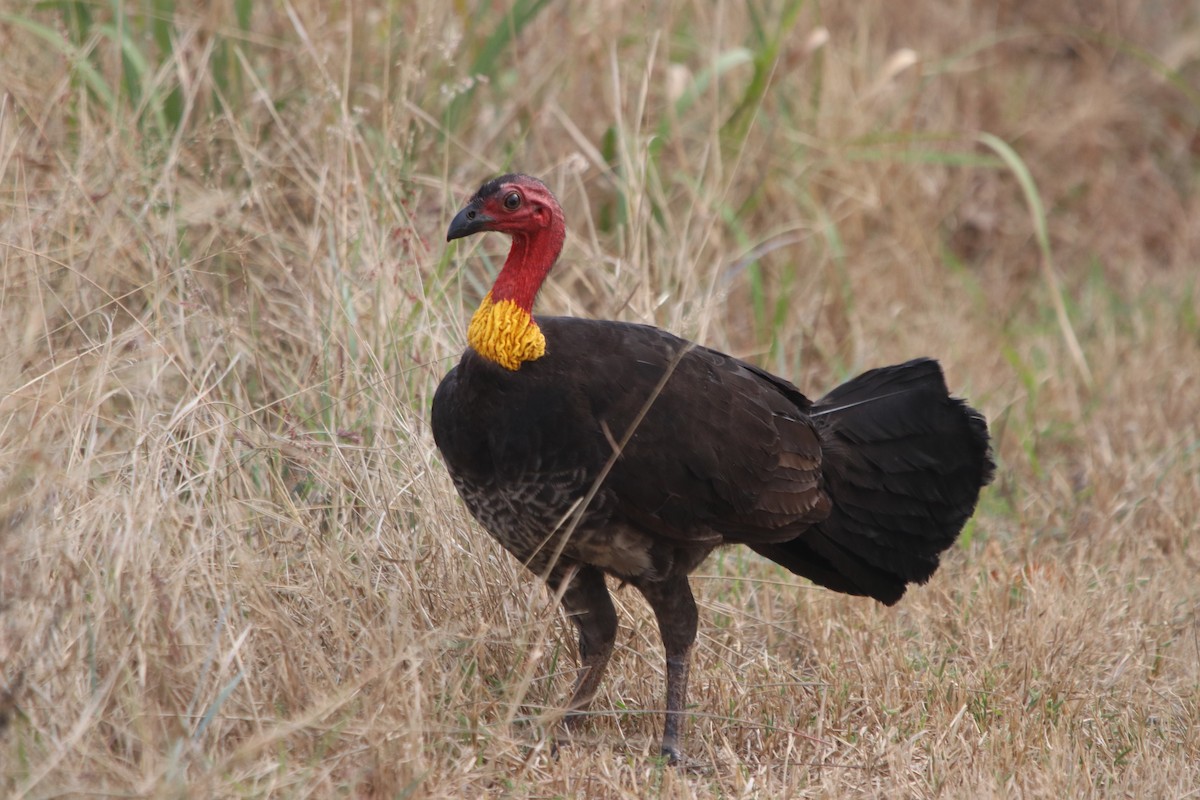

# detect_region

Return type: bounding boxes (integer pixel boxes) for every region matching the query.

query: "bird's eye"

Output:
[503,191,521,211]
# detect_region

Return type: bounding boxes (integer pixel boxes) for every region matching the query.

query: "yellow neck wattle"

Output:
[467,292,546,370]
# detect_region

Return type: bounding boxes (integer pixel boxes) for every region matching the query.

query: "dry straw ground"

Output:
[2,1,1198,797]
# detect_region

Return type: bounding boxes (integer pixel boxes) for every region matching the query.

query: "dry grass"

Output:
[2,1,1199,796]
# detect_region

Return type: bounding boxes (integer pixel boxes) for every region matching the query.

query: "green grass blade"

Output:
[722,0,806,147]
[651,47,753,162]
[978,132,1094,389]
[0,11,117,113]
[445,0,550,131]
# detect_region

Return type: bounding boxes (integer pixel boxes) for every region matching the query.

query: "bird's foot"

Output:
[660,735,682,765]
[659,739,714,773]
[551,710,588,758]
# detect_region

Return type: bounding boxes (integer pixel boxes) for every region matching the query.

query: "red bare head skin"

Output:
[447,174,566,312]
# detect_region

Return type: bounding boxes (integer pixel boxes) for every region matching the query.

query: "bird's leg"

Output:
[546,565,617,734]
[634,575,698,763]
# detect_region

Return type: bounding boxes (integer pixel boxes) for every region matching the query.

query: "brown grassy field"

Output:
[2,1,1198,796]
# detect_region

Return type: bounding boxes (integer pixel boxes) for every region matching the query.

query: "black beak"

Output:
[446,202,494,242]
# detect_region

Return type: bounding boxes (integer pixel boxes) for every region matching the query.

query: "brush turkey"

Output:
[432,173,994,762]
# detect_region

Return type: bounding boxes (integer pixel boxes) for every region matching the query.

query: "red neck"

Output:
[488,218,565,312]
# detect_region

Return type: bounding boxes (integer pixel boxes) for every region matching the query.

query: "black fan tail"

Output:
[752,358,994,605]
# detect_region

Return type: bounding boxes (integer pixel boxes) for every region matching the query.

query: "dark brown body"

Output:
[433,314,993,759]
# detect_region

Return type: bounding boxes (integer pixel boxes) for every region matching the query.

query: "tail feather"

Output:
[751,358,994,605]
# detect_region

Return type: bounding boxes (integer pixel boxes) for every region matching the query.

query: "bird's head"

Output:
[447,173,566,370]
[447,173,564,244]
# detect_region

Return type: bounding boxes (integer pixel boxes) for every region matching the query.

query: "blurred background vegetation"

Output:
[2,1,1198,795]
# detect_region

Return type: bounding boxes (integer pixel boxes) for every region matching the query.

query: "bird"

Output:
[431,173,994,762]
